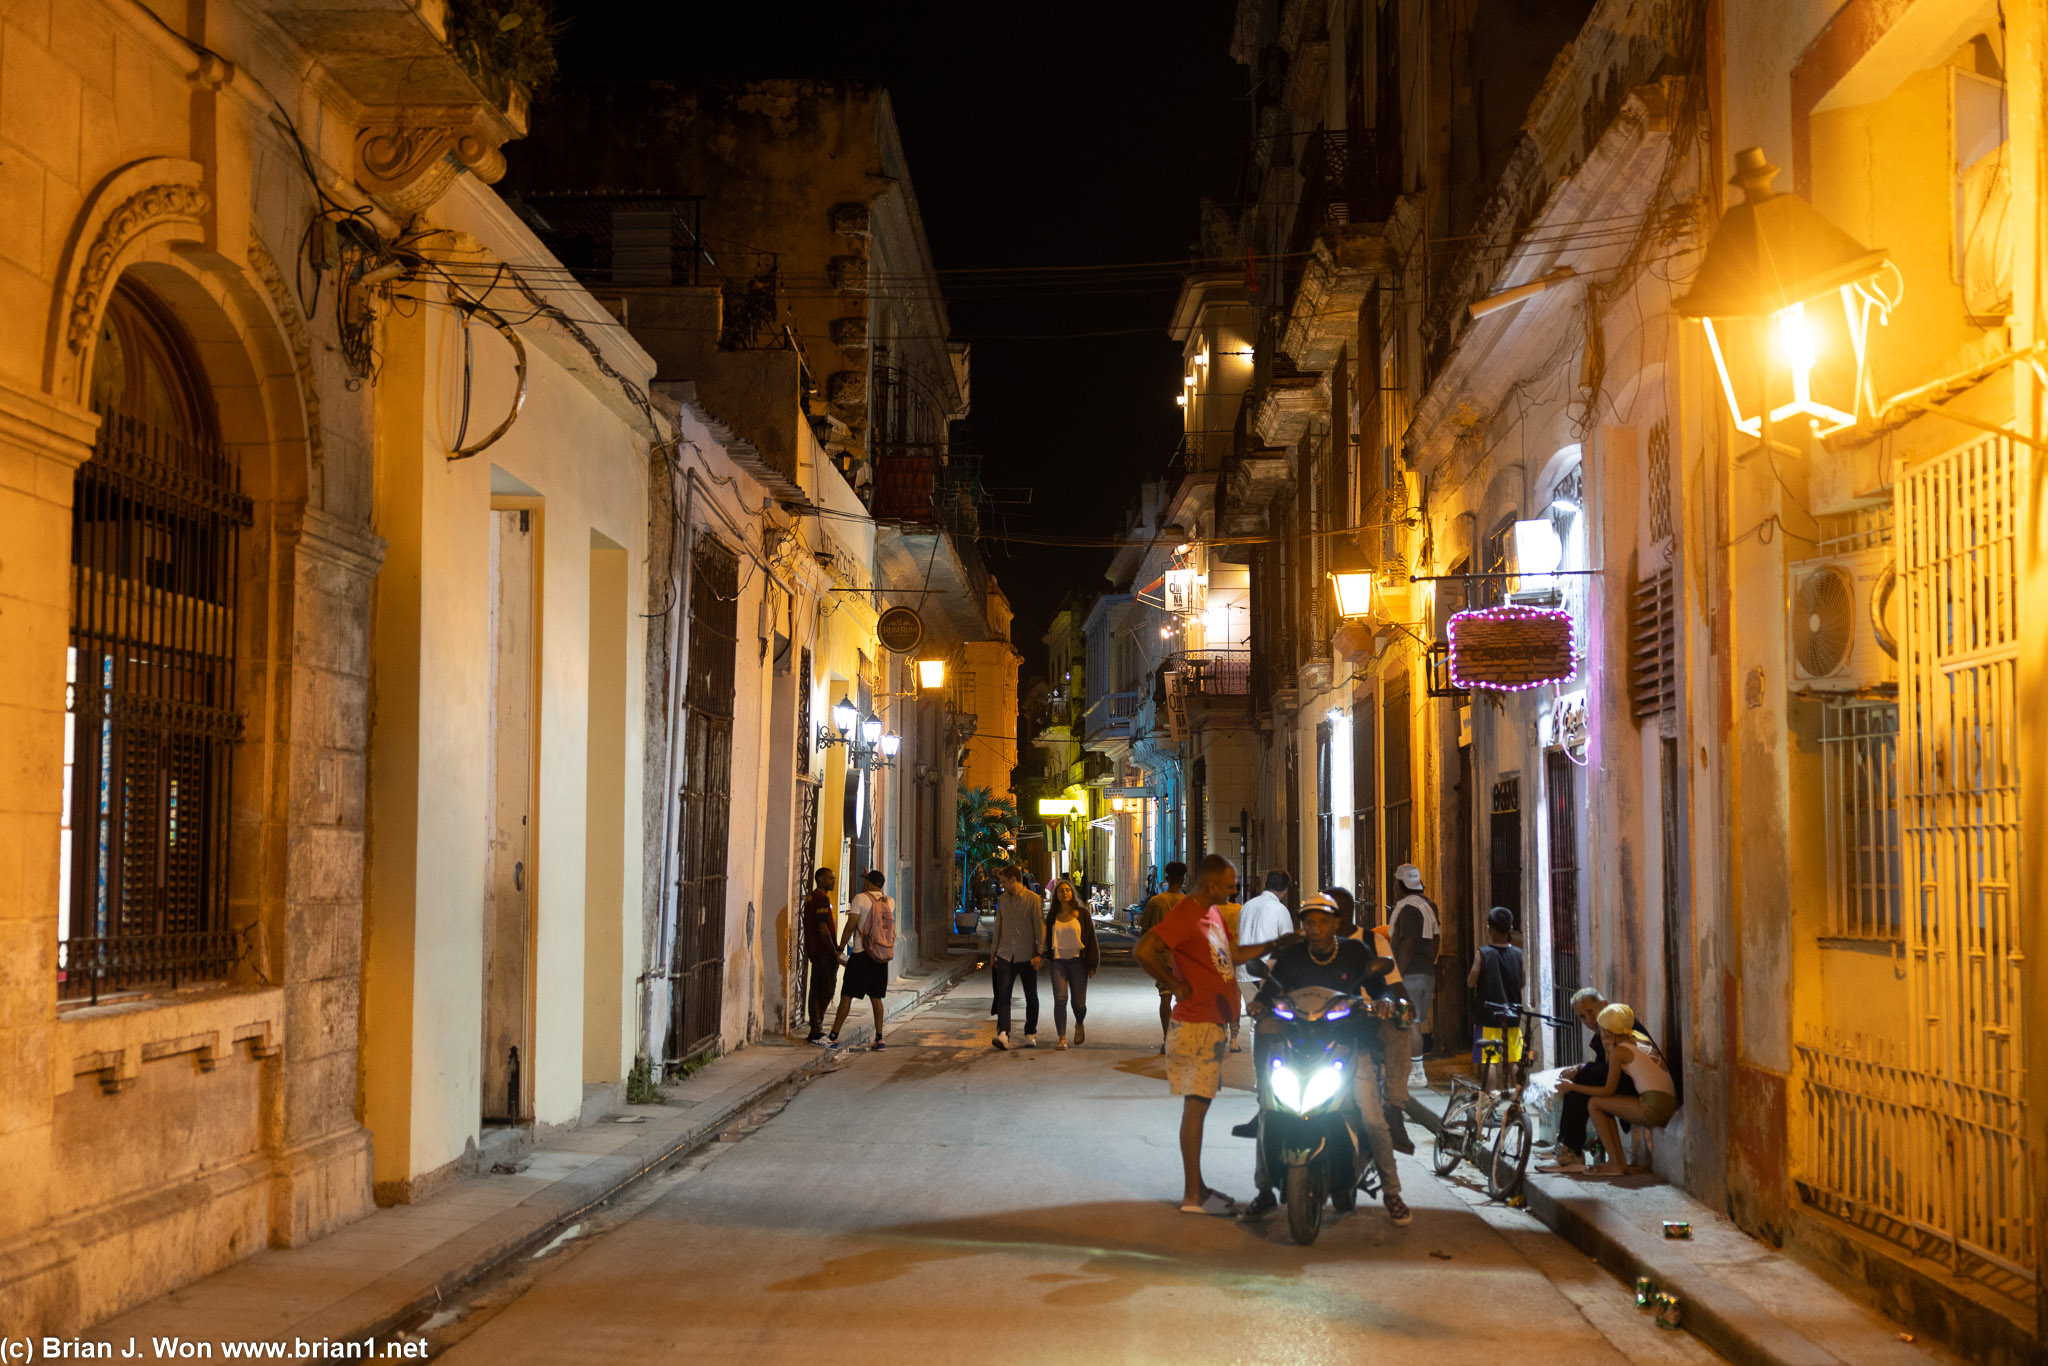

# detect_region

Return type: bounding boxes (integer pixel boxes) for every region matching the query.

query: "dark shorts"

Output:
[841,950,889,1000]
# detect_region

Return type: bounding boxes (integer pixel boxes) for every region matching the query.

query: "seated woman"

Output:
[1557,1003,1678,1176]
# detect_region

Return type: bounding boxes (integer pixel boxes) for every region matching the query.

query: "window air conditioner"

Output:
[1787,548,1897,692]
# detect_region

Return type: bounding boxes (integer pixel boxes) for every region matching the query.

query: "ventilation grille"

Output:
[1631,566,1677,718]
[1793,565,1855,679]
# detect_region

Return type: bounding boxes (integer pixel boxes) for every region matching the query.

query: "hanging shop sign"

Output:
[1446,605,1577,692]
[876,605,925,655]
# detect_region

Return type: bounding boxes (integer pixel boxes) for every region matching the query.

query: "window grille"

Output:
[61,285,251,1004]
[1820,701,1901,940]
[1646,418,1673,544]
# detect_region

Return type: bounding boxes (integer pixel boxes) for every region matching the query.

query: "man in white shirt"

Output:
[1231,871,1297,1048]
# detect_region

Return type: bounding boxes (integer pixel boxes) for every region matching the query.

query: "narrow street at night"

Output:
[397,971,1914,1366]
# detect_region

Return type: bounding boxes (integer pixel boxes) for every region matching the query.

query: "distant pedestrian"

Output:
[990,866,1044,1049]
[802,868,840,1046]
[1467,906,1525,1090]
[827,870,896,1050]
[1139,861,1187,1053]
[1380,863,1439,1152]
[1135,854,1283,1216]
[1044,879,1100,1048]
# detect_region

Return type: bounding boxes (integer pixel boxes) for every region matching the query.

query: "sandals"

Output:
[1537,1152,1585,1174]
[1180,1188,1239,1216]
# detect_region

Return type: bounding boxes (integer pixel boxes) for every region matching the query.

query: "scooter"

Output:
[1255,985,1385,1245]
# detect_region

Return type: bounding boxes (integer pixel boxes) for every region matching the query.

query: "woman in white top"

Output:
[1560,1002,1679,1176]
[1042,880,1100,1049]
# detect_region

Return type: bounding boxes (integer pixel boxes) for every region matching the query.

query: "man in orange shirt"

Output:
[1135,854,1287,1216]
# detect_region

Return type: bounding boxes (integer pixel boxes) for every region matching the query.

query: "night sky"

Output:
[548,1,1245,666]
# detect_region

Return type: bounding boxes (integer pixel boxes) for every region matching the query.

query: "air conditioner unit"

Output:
[1788,548,1897,692]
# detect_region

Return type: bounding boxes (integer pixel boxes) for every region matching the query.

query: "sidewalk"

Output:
[1402,1065,1962,1366]
[93,953,977,1351]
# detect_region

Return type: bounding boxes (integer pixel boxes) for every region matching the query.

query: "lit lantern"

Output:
[831,700,857,737]
[1676,147,1893,441]
[879,732,901,758]
[916,658,946,690]
[860,716,883,746]
[1326,541,1375,620]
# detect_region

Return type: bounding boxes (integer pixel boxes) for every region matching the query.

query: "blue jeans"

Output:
[1049,958,1088,1035]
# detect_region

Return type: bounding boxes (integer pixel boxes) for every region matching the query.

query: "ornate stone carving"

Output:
[355,107,515,217]
[246,237,326,497]
[67,184,211,351]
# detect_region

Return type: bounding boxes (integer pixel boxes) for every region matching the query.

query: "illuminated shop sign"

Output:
[1446,605,1577,692]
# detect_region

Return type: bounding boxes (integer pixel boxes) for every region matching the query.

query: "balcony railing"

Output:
[1083,690,1141,742]
[1176,649,1251,697]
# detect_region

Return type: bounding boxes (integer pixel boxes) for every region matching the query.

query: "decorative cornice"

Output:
[67,183,211,351]
[246,237,326,499]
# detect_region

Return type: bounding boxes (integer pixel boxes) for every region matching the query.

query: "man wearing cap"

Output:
[1238,893,1410,1227]
[1383,864,1441,1124]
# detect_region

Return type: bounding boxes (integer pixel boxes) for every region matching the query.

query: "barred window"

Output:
[61,281,250,1003]
[1820,700,1902,940]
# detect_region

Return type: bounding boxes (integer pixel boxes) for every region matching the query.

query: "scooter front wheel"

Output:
[1285,1162,1323,1245]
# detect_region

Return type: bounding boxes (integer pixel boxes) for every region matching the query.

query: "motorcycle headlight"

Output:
[1299,1064,1345,1113]
[1271,1002,1295,1020]
[1269,1058,1304,1112]
[1323,1002,1351,1020]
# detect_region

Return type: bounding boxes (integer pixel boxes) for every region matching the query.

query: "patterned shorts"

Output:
[1166,1020,1231,1099]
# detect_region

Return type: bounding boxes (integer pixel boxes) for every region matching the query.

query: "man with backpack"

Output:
[827,870,897,1050]
[1466,906,1525,1091]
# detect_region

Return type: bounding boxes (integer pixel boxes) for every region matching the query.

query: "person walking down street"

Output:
[1139,862,1187,1054]
[990,866,1045,1050]
[1229,870,1295,1055]
[1381,864,1440,1151]
[827,870,897,1050]
[802,868,841,1046]
[1467,906,1525,1091]
[1135,854,1283,1217]
[1044,879,1100,1049]
[1239,893,1412,1227]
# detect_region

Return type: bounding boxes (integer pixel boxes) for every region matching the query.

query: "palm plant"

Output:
[956,786,1021,914]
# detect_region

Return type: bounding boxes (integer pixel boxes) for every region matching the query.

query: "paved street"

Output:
[418,966,1720,1364]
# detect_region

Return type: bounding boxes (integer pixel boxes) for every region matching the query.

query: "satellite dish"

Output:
[1792,565,1853,678]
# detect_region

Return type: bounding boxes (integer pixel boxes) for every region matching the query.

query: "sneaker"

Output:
[991,1033,1010,1051]
[1385,1193,1413,1227]
[1409,1060,1430,1091]
[1055,1036,1068,1050]
[1229,1118,1260,1139]
[1238,1190,1279,1221]
[827,1034,841,1049]
[1179,1189,1239,1217]
[807,1034,829,1048]
[1023,1034,1038,1049]
[1074,1023,1086,1046]
[870,1039,888,1052]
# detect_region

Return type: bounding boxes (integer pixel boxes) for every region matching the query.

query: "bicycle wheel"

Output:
[1433,1095,1476,1177]
[1487,1104,1534,1200]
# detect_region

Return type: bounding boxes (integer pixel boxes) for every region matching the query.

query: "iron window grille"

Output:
[1820,700,1903,941]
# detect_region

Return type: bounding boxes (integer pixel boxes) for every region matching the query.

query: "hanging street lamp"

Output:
[1676,147,1896,443]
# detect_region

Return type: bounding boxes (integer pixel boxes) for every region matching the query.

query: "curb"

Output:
[1403,1095,1844,1366]
[326,953,979,1347]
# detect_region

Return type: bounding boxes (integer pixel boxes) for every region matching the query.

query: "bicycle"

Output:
[1430,1005,1563,1200]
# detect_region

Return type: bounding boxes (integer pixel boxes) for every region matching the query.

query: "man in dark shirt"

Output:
[1467,905,1525,1090]
[1239,894,1410,1227]
[802,868,840,1045]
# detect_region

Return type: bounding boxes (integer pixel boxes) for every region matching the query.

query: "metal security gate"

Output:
[665,537,739,1066]
[1545,751,1584,1067]
[1797,432,2029,1284]
[787,648,821,1035]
